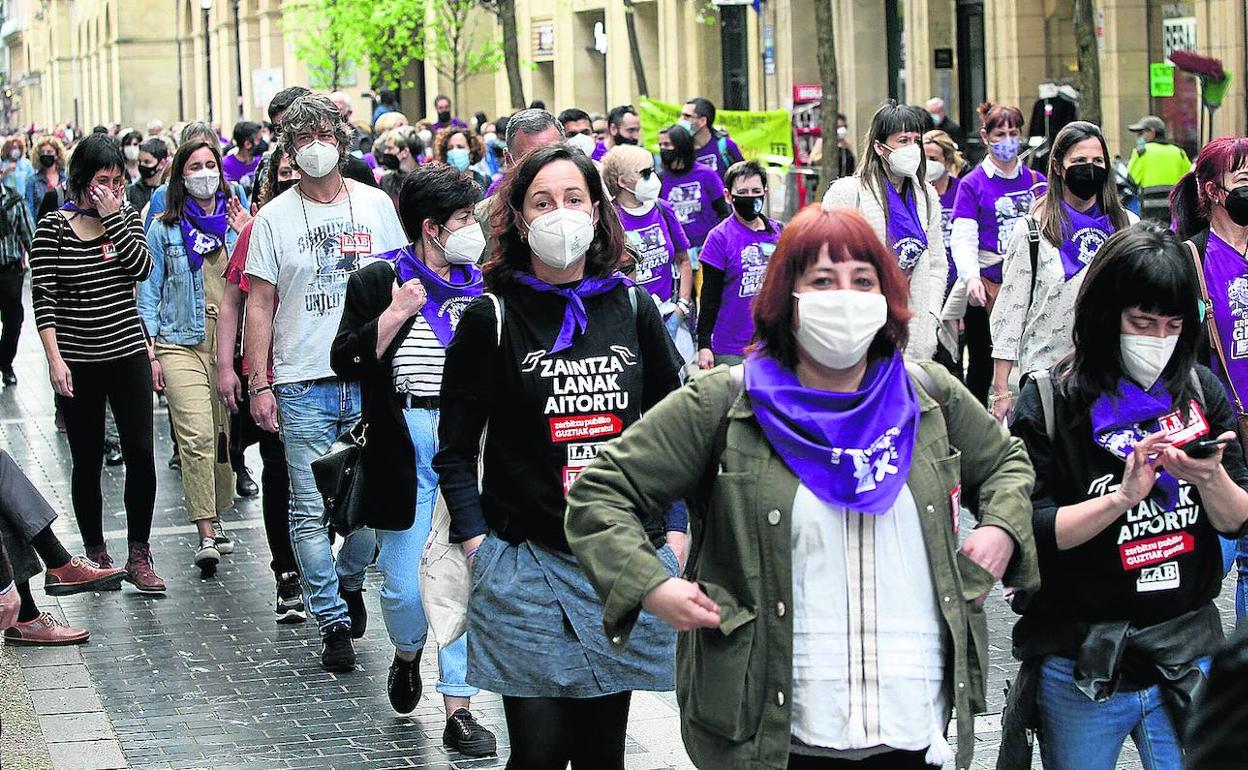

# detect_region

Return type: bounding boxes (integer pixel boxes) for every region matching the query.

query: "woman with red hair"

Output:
[566,204,1039,770]
[949,103,1048,407]
[1171,134,1248,627]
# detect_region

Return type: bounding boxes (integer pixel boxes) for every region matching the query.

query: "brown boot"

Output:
[3,613,90,646]
[45,555,127,596]
[124,542,167,594]
[85,544,113,569]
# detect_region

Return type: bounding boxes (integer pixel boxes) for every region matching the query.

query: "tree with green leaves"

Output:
[479,0,526,110]
[283,0,371,92]
[368,0,427,91]
[428,0,504,113]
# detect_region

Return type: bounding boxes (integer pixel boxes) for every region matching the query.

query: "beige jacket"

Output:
[823,175,948,361]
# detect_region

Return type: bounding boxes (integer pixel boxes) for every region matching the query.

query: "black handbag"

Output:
[311,421,368,536]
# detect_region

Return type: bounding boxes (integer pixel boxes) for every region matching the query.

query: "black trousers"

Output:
[56,353,155,547]
[229,357,295,576]
[0,268,23,372]
[787,749,930,769]
[963,303,992,406]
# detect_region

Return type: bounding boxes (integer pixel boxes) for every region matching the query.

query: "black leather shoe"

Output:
[235,468,258,497]
[386,650,423,714]
[320,623,356,673]
[444,708,497,757]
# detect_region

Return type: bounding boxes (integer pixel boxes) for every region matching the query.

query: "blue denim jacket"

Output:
[137,218,238,345]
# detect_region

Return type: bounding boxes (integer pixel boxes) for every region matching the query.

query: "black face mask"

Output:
[253,138,269,155]
[1223,185,1248,227]
[39,154,55,168]
[138,163,161,180]
[379,153,401,171]
[659,149,679,169]
[437,110,452,124]
[1063,163,1108,201]
[732,194,764,222]
[614,134,638,146]
[273,178,297,197]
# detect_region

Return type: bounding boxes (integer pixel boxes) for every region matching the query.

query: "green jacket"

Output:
[566,362,1040,770]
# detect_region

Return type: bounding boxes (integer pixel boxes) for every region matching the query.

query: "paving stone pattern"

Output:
[0,284,1238,769]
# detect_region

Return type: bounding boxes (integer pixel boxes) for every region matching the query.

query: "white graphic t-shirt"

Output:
[245,181,406,385]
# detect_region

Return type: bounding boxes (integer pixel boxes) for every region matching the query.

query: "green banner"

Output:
[638,97,793,166]
[1149,63,1175,98]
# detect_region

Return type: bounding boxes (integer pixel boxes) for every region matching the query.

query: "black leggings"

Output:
[502,692,631,770]
[230,357,295,577]
[57,354,155,547]
[786,749,930,769]
[963,303,992,406]
[0,269,22,372]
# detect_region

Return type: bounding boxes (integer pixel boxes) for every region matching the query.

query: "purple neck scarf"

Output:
[179,194,227,272]
[1202,233,1248,408]
[884,180,928,274]
[60,200,100,218]
[1057,202,1114,280]
[513,272,631,354]
[744,351,920,514]
[1091,378,1181,509]
[389,246,484,347]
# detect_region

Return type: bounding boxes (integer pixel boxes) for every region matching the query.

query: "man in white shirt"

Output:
[244,93,406,672]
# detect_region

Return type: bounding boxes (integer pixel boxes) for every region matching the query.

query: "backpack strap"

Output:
[717,135,732,172]
[484,292,504,346]
[905,361,944,407]
[1187,238,1246,416]
[1030,369,1056,443]
[1025,217,1042,312]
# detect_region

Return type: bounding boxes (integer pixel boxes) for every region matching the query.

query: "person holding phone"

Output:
[1004,222,1248,770]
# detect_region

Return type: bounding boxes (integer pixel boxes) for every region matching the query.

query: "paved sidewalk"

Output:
[0,281,1238,770]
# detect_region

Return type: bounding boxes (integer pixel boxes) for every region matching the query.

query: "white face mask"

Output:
[123,145,140,162]
[435,221,486,265]
[631,173,662,203]
[184,169,220,200]
[924,160,946,183]
[525,207,596,271]
[418,129,434,146]
[566,133,596,157]
[882,143,922,178]
[836,126,848,141]
[793,290,888,370]
[295,140,339,178]
[1120,333,1179,390]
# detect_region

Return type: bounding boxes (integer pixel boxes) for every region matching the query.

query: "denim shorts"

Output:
[465,534,678,698]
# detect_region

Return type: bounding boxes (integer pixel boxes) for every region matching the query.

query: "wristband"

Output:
[249,384,272,397]
[464,546,480,562]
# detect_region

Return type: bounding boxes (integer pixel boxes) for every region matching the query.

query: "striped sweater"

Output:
[29,207,152,364]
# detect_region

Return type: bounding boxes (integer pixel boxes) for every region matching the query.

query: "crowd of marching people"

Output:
[0,81,1245,770]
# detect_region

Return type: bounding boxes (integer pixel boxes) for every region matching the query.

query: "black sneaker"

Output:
[320,623,356,672]
[104,441,124,467]
[275,572,306,624]
[386,650,423,714]
[194,537,220,577]
[340,586,367,639]
[443,708,497,757]
[235,468,259,498]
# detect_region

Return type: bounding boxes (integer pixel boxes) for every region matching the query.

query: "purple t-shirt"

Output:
[695,135,745,179]
[952,163,1047,281]
[615,200,690,303]
[661,165,726,248]
[700,216,783,355]
[221,152,260,184]
[938,176,961,295]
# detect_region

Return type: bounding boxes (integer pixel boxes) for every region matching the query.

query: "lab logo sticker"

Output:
[1136,561,1181,592]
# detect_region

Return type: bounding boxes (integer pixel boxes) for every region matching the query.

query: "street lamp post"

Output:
[232,0,244,120]
[201,0,214,124]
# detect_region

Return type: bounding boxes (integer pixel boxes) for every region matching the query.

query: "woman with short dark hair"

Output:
[566,203,1038,770]
[28,133,164,593]
[433,143,686,768]
[330,163,496,756]
[433,127,489,190]
[658,123,728,297]
[1006,222,1248,770]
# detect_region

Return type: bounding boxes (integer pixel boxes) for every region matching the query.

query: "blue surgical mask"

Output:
[677,118,695,135]
[447,147,471,171]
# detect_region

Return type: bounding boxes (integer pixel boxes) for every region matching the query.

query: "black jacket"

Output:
[330,259,420,531]
[1186,624,1248,769]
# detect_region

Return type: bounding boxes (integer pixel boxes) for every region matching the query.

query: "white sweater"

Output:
[822,175,948,361]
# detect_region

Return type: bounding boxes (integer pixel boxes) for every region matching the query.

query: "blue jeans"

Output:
[1037,655,1208,770]
[372,407,475,698]
[1238,536,1248,627]
[275,379,375,635]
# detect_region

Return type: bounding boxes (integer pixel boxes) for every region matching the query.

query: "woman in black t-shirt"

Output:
[433,144,685,769]
[1008,222,1248,770]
